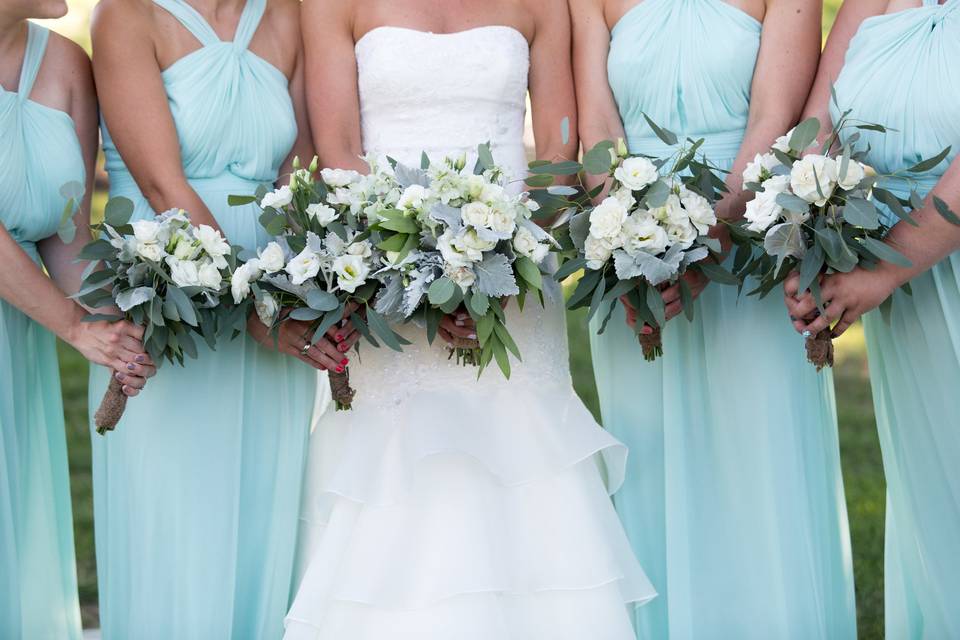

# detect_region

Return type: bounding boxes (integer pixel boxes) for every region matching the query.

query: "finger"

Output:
[440,317,477,340]
[664,301,684,321]
[619,295,636,313]
[120,321,145,341]
[304,340,347,372]
[115,371,147,390]
[783,273,800,298]
[121,384,140,397]
[661,284,681,306]
[437,326,456,345]
[831,309,860,338]
[327,320,357,344]
[801,304,844,337]
[121,361,155,378]
[791,293,822,321]
[338,331,362,352]
[295,353,326,370]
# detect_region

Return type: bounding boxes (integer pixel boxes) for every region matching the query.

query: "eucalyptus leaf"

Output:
[583,141,615,175]
[843,197,880,230]
[427,277,456,306]
[859,237,912,268]
[642,113,678,146]
[104,197,134,227]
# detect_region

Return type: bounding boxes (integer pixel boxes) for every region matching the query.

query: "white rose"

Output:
[837,160,866,191]
[513,226,539,259]
[461,201,493,228]
[614,156,659,191]
[333,254,370,294]
[584,234,616,270]
[791,155,838,206]
[136,241,165,262]
[195,224,230,267]
[743,152,780,185]
[487,205,517,236]
[772,129,794,153]
[762,174,792,195]
[589,196,629,240]
[453,228,497,262]
[444,262,477,291]
[480,182,505,204]
[397,184,431,210]
[306,203,339,226]
[651,193,688,226]
[257,241,286,274]
[320,168,362,188]
[254,293,279,327]
[438,229,473,267]
[744,190,784,233]
[166,257,201,288]
[285,248,321,286]
[197,260,223,289]
[346,240,373,259]
[132,220,162,244]
[261,185,293,210]
[681,192,717,235]
[231,259,262,304]
[622,216,669,256]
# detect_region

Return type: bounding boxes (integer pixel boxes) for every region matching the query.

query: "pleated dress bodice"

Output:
[608,0,760,162]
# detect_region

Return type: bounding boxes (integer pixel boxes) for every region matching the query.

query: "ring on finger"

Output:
[300,342,312,356]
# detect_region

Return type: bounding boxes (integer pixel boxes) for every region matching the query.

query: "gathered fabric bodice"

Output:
[833,0,960,202]
[102,0,296,194]
[355,26,530,181]
[608,0,760,161]
[0,22,84,261]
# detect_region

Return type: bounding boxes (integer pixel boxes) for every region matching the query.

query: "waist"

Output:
[107,170,272,199]
[625,128,745,163]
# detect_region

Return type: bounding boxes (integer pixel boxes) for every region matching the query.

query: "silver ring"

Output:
[300,342,311,355]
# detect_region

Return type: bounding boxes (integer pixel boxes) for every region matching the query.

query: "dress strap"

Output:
[152,0,221,46]
[922,0,944,7]
[232,0,266,51]
[17,22,49,99]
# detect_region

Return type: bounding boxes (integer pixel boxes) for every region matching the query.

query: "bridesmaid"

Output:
[88,0,347,636]
[788,1,960,636]
[0,2,155,636]
[571,0,857,637]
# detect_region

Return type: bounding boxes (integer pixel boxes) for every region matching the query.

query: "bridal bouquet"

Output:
[75,200,245,433]
[729,111,954,369]
[230,158,405,409]
[366,146,555,378]
[554,123,733,361]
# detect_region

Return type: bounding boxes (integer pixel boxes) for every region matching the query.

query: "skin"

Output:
[91,0,354,372]
[301,0,579,346]
[786,0,960,338]
[0,0,154,395]
[571,0,822,330]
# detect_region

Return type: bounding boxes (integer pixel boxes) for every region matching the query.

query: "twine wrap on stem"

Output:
[805,329,835,371]
[94,376,128,435]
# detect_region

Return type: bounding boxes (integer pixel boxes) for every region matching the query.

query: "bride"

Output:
[287,0,655,637]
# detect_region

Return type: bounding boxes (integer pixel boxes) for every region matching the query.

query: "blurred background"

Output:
[43,1,882,638]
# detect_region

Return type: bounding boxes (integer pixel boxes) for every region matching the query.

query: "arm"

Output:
[276,4,315,181]
[301,0,367,172]
[90,1,218,230]
[529,0,580,165]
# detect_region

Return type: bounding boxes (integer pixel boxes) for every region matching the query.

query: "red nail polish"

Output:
[339,343,349,352]
[335,365,344,373]
[335,334,344,342]
[340,358,349,366]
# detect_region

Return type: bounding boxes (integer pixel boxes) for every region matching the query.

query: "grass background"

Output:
[47,1,885,637]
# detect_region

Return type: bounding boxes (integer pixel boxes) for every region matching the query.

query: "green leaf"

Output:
[514,256,543,290]
[493,322,522,360]
[421,151,431,170]
[788,118,820,152]
[642,113,678,146]
[699,262,740,285]
[166,285,199,326]
[679,277,694,322]
[491,335,511,379]
[364,307,404,352]
[859,237,912,268]
[587,274,607,321]
[78,239,118,261]
[554,257,587,282]
[307,289,340,312]
[843,197,880,230]
[377,216,421,234]
[476,312,495,346]
[907,146,951,173]
[104,197,134,227]
[566,268,602,308]
[289,307,322,322]
[561,116,571,146]
[524,174,555,188]
[350,311,380,348]
[583,141,615,175]
[528,160,582,176]
[470,291,490,316]
[228,194,258,206]
[427,277,456,306]
[645,284,666,327]
[873,188,918,227]
[798,243,825,294]
[933,196,960,226]
[477,143,496,172]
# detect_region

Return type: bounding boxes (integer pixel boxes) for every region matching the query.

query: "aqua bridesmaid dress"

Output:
[592,1,857,637]
[833,2,960,637]
[89,1,316,637]
[0,22,84,639]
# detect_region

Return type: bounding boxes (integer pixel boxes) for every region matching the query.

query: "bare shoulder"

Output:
[264,0,302,34]
[523,0,572,39]
[42,31,93,97]
[91,0,154,41]
[302,0,354,26]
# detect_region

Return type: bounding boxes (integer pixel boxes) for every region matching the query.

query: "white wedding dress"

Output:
[286,26,656,640]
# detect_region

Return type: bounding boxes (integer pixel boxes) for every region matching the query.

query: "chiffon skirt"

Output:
[0,295,82,639]
[863,252,960,639]
[589,277,857,639]
[89,175,317,639]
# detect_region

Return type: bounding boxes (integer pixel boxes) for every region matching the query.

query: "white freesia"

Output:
[262,185,293,210]
[743,152,780,184]
[791,154,838,206]
[257,242,286,274]
[231,259,262,304]
[589,196,629,240]
[254,292,279,327]
[197,260,223,289]
[320,168,362,188]
[195,225,230,268]
[681,191,717,234]
[306,203,338,226]
[613,156,659,191]
[332,254,370,293]
[285,248,322,286]
[837,159,866,191]
[622,215,670,256]
[584,234,616,270]
[744,190,784,233]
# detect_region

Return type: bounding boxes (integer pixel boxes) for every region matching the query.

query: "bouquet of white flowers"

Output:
[366,145,555,378]
[554,122,734,361]
[230,158,405,409]
[730,109,957,369]
[75,199,245,433]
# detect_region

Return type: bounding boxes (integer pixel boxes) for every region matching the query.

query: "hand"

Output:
[784,267,899,338]
[438,309,477,346]
[619,295,654,335]
[67,316,157,397]
[246,307,359,373]
[661,269,709,322]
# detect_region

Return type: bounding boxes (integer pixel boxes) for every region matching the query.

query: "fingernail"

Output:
[135,355,145,364]
[340,358,349,366]
[338,343,349,352]
[468,333,477,340]
[127,363,135,371]
[335,365,344,373]
[115,372,125,381]
[802,330,812,338]
[455,320,465,327]
[335,334,343,342]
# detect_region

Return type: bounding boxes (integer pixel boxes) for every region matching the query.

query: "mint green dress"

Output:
[833,2,960,636]
[592,1,857,637]
[89,2,316,637]
[0,22,83,639]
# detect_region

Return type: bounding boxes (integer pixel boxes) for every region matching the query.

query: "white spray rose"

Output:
[791,155,838,206]
[444,263,477,291]
[167,258,201,288]
[681,191,717,234]
[255,293,279,327]
[257,242,286,274]
[667,221,698,249]
[622,216,670,256]
[197,260,223,289]
[513,226,550,263]
[584,235,617,270]
[743,152,781,185]
[346,240,373,259]
[195,225,230,268]
[589,196,629,240]
[132,220,163,244]
[614,156,659,191]
[320,168,362,188]
[397,184,431,210]
[611,186,636,210]
[773,128,794,153]
[744,190,784,233]
[438,229,473,267]
[837,159,866,191]
[461,201,493,228]
[761,174,792,195]
[453,228,497,262]
[486,205,517,236]
[306,203,338,226]
[230,259,262,304]
[332,254,370,293]
[284,248,322,286]
[262,185,293,210]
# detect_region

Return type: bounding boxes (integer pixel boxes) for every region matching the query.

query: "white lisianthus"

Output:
[589,196,629,240]
[622,215,670,256]
[320,168,362,188]
[584,234,617,269]
[166,257,201,288]
[444,262,477,291]
[306,202,338,226]
[461,201,492,228]
[681,191,717,235]
[453,228,497,262]
[397,184,431,210]
[651,194,688,226]
[761,174,792,195]
[195,225,230,268]
[667,220,698,249]
[257,241,286,274]
[480,182,505,204]
[790,154,838,206]
[611,186,635,210]
[132,220,161,243]
[332,254,370,293]
[346,240,373,259]
[285,248,322,286]
[254,292,279,327]
[136,241,165,262]
[743,152,780,185]
[197,260,223,289]
[438,229,473,267]
[744,190,785,233]
[614,156,659,191]
[262,185,293,210]
[231,259,262,304]
[837,159,866,191]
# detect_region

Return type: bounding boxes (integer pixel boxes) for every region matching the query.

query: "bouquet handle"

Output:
[328,368,356,411]
[94,376,128,435]
[805,329,835,371]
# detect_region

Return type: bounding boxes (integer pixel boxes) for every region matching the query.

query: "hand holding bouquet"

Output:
[75,201,243,433]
